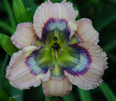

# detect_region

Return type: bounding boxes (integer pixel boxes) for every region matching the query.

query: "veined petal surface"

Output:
[58,43,108,90]
[11,23,36,49]
[42,58,72,97]
[42,75,72,97]
[43,76,72,97]
[75,18,99,44]
[33,0,78,40]
[6,46,51,90]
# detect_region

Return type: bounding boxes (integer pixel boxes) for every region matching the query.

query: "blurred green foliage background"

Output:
[0,0,116,101]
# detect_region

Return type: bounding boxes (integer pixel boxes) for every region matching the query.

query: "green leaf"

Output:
[22,8,33,22]
[0,21,15,35]
[3,0,16,30]
[13,0,25,23]
[45,96,51,101]
[13,0,33,23]
[0,33,19,56]
[22,0,37,14]
[100,82,116,101]
[0,89,8,101]
[108,53,116,63]
[8,97,15,101]
[63,92,75,101]
[11,87,23,101]
[108,0,116,3]
[0,54,9,88]
[45,96,59,101]
[51,97,59,101]
[103,40,116,52]
[94,9,116,31]
[78,88,92,101]
[89,0,100,4]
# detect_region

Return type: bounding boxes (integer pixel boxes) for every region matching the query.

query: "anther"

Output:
[51,36,62,59]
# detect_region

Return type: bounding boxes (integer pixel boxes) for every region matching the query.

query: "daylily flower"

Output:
[6,0,108,97]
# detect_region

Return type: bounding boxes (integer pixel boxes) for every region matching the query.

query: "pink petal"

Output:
[6,46,51,90]
[33,0,78,39]
[42,76,72,97]
[75,18,99,44]
[11,23,36,49]
[64,43,108,90]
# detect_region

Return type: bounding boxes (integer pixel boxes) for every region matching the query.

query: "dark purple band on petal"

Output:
[60,44,92,76]
[25,48,54,75]
[42,18,70,43]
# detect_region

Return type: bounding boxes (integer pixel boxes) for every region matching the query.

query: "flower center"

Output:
[51,36,60,51]
[51,36,62,59]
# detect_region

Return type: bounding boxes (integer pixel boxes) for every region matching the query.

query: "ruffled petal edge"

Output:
[6,46,51,90]
[64,43,108,90]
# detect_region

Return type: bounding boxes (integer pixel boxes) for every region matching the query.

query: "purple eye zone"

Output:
[41,18,70,43]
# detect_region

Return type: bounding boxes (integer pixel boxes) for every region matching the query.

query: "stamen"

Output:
[51,36,62,58]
